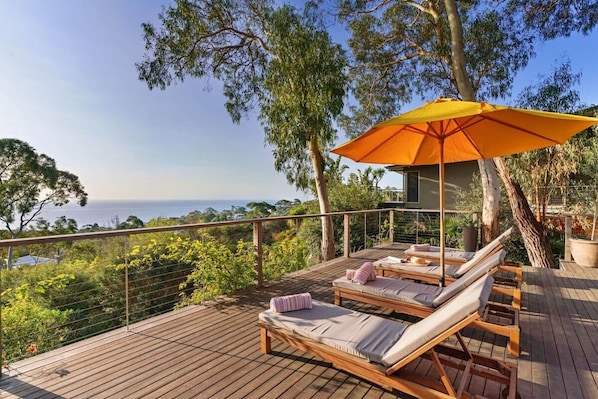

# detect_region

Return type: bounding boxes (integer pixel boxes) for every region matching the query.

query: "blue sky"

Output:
[1,1,597,202]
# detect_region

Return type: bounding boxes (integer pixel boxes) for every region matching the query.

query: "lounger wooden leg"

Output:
[491,285,521,310]
[429,349,457,397]
[260,327,271,354]
[512,287,522,310]
[501,263,523,282]
[508,329,520,358]
[335,291,342,306]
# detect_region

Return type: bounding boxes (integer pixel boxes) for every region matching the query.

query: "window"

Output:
[406,171,419,203]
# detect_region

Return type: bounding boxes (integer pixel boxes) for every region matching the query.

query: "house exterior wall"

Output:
[391,161,478,210]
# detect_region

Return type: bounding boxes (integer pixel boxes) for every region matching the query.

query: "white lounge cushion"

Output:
[431,250,505,306]
[381,275,494,366]
[404,227,514,273]
[333,276,442,307]
[335,250,504,309]
[405,248,476,262]
[374,258,462,278]
[259,300,407,364]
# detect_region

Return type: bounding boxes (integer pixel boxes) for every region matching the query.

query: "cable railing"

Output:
[0,208,473,371]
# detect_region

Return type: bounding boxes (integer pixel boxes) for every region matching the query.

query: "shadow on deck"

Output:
[1,244,598,398]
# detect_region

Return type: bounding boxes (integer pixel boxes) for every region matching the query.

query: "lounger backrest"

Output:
[453,227,513,277]
[431,249,505,307]
[380,274,494,367]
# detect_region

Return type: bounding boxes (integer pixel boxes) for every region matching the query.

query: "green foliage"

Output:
[138,2,347,193]
[294,166,387,261]
[261,5,347,191]
[117,216,145,229]
[262,230,308,281]
[177,235,255,305]
[520,0,598,39]
[0,139,87,269]
[137,2,347,259]
[0,203,318,363]
[245,201,276,219]
[338,1,535,136]
[506,61,588,222]
[1,275,73,364]
[0,139,87,240]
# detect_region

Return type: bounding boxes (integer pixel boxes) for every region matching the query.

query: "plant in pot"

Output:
[569,184,598,267]
[569,125,598,267]
[459,214,479,253]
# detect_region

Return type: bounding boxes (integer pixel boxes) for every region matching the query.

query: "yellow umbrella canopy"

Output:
[332,98,598,285]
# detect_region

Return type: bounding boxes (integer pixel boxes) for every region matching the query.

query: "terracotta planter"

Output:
[463,226,478,252]
[570,238,598,267]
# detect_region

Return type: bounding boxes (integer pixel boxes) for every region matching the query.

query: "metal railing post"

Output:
[364,213,367,249]
[565,216,572,261]
[124,238,130,332]
[254,221,263,288]
[416,211,420,244]
[389,210,394,243]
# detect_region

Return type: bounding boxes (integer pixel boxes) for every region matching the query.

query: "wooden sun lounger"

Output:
[259,276,519,399]
[403,227,523,282]
[335,251,520,357]
[376,258,523,310]
[377,228,522,310]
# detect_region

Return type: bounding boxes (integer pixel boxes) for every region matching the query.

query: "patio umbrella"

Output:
[332,98,598,285]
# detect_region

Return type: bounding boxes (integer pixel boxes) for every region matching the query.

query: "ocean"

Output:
[38,199,277,228]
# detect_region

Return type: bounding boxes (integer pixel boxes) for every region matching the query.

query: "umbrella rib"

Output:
[481,114,564,145]
[354,126,410,162]
[412,122,445,161]
[450,116,486,157]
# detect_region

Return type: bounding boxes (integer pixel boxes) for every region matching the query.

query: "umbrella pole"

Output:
[439,143,446,287]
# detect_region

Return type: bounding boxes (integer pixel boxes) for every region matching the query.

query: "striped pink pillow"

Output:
[363,262,377,281]
[352,262,375,284]
[270,292,312,313]
[348,262,377,283]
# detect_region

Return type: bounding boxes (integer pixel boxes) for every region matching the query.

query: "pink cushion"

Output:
[270,293,312,313]
[352,262,376,284]
[346,265,376,282]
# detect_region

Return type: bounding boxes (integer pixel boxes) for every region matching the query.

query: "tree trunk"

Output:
[444,0,501,244]
[478,159,501,244]
[308,140,335,261]
[7,246,14,270]
[496,158,557,268]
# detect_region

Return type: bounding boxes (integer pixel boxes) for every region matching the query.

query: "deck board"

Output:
[2,244,598,398]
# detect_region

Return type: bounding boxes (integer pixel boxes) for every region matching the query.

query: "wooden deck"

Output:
[1,244,598,398]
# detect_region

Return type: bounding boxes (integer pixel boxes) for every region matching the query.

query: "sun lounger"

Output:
[335,250,520,357]
[376,230,522,310]
[404,227,522,281]
[259,275,519,399]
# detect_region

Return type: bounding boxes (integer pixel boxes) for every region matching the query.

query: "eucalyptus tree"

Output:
[338,0,596,267]
[137,1,347,261]
[508,61,585,223]
[0,139,88,269]
[494,61,589,268]
[337,0,534,244]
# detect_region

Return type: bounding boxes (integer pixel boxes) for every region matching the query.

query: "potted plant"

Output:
[569,126,598,267]
[459,214,479,252]
[463,217,479,252]
[569,184,598,267]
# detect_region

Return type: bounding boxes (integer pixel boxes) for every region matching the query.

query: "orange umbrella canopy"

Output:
[332,98,598,165]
